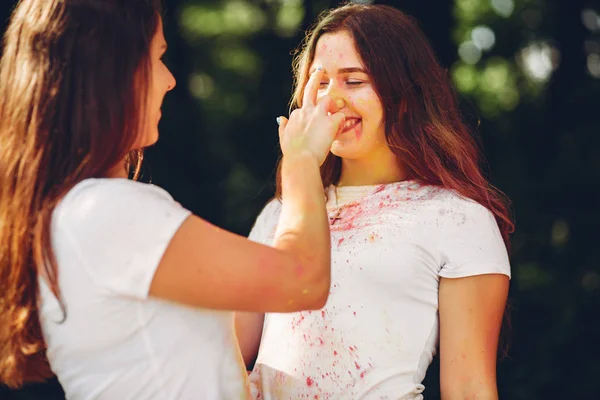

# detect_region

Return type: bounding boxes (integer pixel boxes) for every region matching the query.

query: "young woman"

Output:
[236,3,513,400]
[0,0,346,398]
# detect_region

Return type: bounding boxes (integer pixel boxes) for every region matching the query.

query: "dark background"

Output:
[1,0,599,398]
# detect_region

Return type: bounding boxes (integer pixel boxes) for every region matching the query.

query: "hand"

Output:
[277,68,346,166]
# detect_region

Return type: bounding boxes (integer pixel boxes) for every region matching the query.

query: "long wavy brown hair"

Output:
[275,3,514,352]
[0,0,161,388]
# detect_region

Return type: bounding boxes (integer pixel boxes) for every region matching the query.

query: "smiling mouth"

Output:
[340,118,361,134]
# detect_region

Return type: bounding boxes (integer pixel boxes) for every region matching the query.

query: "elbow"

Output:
[305,274,330,310]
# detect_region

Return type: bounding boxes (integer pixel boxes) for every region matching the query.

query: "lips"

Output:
[339,117,361,134]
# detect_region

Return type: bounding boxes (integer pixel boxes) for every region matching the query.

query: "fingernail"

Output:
[276,117,281,125]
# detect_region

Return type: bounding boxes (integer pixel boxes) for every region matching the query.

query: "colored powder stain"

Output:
[306,377,314,387]
[353,311,356,316]
[333,350,338,356]
[355,361,361,370]
[319,338,324,345]
[360,371,366,379]
[338,237,345,246]
[321,310,326,318]
[295,263,305,278]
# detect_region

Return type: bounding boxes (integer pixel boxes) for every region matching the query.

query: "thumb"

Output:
[277,116,289,141]
[329,112,346,132]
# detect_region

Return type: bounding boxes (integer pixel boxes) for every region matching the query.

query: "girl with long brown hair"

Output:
[236,3,513,399]
[0,0,346,398]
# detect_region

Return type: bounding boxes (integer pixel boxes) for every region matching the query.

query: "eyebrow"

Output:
[309,67,368,75]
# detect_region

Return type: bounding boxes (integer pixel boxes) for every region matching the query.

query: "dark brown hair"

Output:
[0,0,162,387]
[275,3,514,355]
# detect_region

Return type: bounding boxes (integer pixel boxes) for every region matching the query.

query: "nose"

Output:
[322,80,346,111]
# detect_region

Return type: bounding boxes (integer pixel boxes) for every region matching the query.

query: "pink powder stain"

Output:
[360,371,366,379]
[337,237,345,246]
[355,361,361,370]
[295,263,305,278]
[333,350,338,356]
[353,311,356,316]
[321,310,326,318]
[306,376,314,387]
[318,338,324,345]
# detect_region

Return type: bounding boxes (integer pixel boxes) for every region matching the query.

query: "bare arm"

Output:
[149,67,345,313]
[439,274,509,400]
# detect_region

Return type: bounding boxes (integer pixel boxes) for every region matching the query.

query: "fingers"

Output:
[277,116,289,142]
[302,67,324,107]
[329,111,346,133]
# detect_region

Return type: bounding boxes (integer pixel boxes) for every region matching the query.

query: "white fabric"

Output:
[38,178,249,400]
[247,180,510,400]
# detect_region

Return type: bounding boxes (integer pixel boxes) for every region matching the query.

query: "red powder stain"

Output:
[321,310,326,318]
[349,346,354,352]
[360,371,366,378]
[318,338,324,345]
[337,237,345,246]
[355,361,361,370]
[353,311,356,316]
[333,350,338,356]
[306,376,314,387]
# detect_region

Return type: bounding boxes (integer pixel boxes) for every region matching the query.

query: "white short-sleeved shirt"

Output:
[247,180,510,400]
[38,178,249,400]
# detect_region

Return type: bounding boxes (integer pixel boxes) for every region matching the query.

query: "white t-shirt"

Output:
[38,178,249,400]
[247,180,510,400]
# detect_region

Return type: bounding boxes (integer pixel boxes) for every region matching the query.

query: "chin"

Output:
[330,140,364,159]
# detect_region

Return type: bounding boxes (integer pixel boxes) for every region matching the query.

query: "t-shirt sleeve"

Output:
[247,198,282,246]
[437,196,511,279]
[55,179,192,299]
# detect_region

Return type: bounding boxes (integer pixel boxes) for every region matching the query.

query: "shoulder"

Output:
[53,178,186,236]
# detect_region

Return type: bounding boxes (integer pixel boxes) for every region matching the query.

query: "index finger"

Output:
[302,67,324,107]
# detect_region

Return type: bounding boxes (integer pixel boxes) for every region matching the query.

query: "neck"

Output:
[107,160,129,179]
[337,149,408,187]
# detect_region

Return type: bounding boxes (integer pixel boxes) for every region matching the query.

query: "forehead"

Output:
[311,31,363,68]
